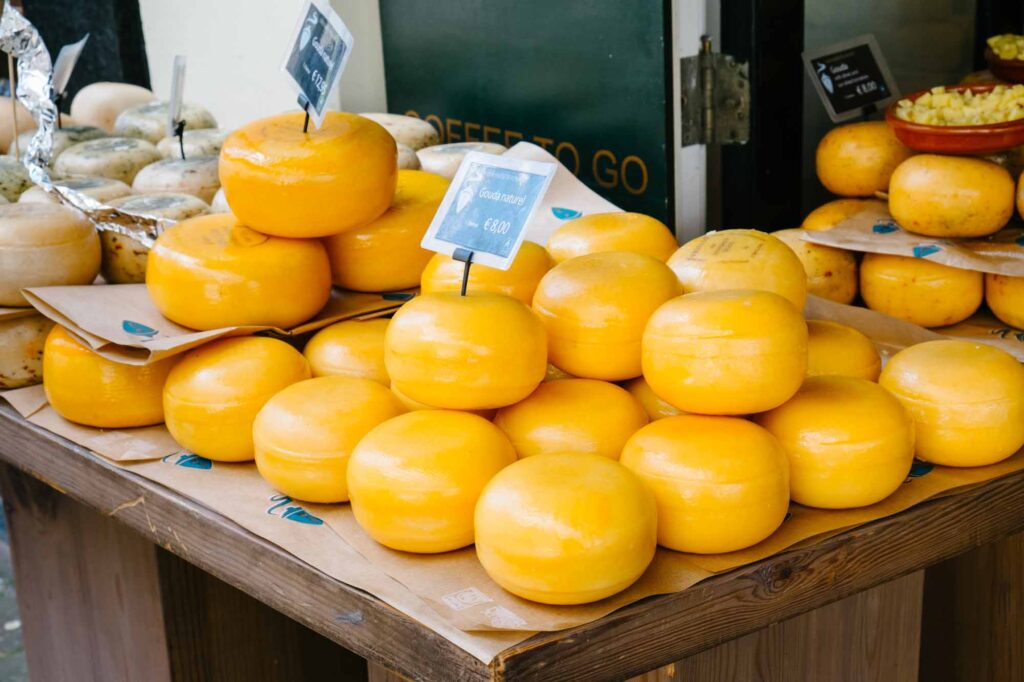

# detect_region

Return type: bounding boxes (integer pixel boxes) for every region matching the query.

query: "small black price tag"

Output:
[281,0,353,130]
[803,35,899,122]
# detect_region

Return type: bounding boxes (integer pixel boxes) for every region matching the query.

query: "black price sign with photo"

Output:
[803,35,899,122]
[281,0,353,129]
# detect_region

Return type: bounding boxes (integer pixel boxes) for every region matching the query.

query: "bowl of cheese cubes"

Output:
[886,84,1024,154]
[985,34,1024,84]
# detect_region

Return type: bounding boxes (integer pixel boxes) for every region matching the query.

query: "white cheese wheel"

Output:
[69,82,156,133]
[397,143,420,170]
[0,96,37,152]
[9,125,108,165]
[210,187,229,213]
[417,142,508,179]
[0,313,55,388]
[131,156,219,203]
[156,128,230,159]
[54,137,161,184]
[359,113,439,150]
[0,203,101,305]
[114,101,217,144]
[18,175,132,205]
[102,193,211,284]
[0,157,32,202]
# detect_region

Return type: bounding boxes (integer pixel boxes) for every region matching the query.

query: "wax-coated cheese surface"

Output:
[474,452,657,605]
[815,121,913,197]
[324,170,448,291]
[220,112,397,238]
[254,376,404,503]
[54,137,161,184]
[758,377,913,509]
[70,82,156,132]
[493,379,648,459]
[802,198,884,231]
[625,376,683,420]
[642,289,807,415]
[860,253,981,328]
[667,230,807,309]
[420,240,553,304]
[987,273,1024,329]
[386,292,547,410]
[621,415,789,553]
[547,212,677,263]
[0,314,54,389]
[349,410,516,553]
[806,320,881,381]
[103,193,209,284]
[163,337,310,462]
[304,318,390,385]
[146,213,331,330]
[773,228,857,304]
[44,325,176,428]
[532,251,680,381]
[879,340,1024,467]
[389,384,495,420]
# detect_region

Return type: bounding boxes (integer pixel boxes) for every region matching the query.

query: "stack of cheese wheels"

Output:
[547,212,677,263]
[359,113,440,150]
[9,125,107,164]
[0,157,32,201]
[156,128,229,159]
[859,253,982,327]
[43,325,177,428]
[815,121,913,197]
[70,82,156,132]
[772,228,857,304]
[621,415,789,553]
[475,452,657,605]
[18,175,131,205]
[420,240,553,304]
[303,318,390,385]
[417,142,508,179]
[349,410,516,552]
[805,320,881,381]
[0,312,54,389]
[114,101,217,144]
[146,213,332,330]
[54,137,161,183]
[132,156,220,202]
[532,251,680,381]
[163,337,310,462]
[324,170,448,291]
[493,379,649,459]
[801,198,883,231]
[254,376,405,503]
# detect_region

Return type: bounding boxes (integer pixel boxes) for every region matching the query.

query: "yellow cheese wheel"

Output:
[859,253,981,328]
[303,318,389,384]
[493,379,648,459]
[389,384,495,420]
[474,452,656,605]
[54,137,162,184]
[0,203,101,306]
[219,112,397,238]
[0,313,54,389]
[642,289,807,415]
[253,376,405,503]
[545,212,677,263]
[385,292,547,410]
[667,229,807,309]
[621,415,789,553]
[324,170,447,291]
[815,121,913,197]
[802,198,885,231]
[43,325,175,428]
[806,320,881,381]
[532,251,680,381]
[772,228,857,304]
[349,410,516,553]
[889,155,1014,238]
[757,377,913,509]
[624,376,682,420]
[420,240,553,304]
[146,213,331,330]
[986,273,1024,329]
[163,337,310,462]
[879,340,1024,466]
[69,82,156,133]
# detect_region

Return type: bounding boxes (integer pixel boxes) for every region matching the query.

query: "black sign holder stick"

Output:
[453,247,474,296]
[174,119,186,159]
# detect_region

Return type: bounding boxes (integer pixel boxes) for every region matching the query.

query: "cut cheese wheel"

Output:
[0,313,55,389]
[132,156,220,203]
[9,125,108,165]
[102,193,210,284]
[0,96,37,152]
[0,203,100,306]
[417,142,508,179]
[156,128,230,159]
[18,175,132,205]
[0,157,32,202]
[54,137,161,183]
[113,100,217,144]
[359,113,440,150]
[69,82,156,133]
[397,143,420,169]
[209,187,229,213]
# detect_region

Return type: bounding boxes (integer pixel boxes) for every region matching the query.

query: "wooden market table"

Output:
[0,403,1021,682]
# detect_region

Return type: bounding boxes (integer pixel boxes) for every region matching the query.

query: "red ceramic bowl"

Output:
[886,84,1024,155]
[985,47,1024,84]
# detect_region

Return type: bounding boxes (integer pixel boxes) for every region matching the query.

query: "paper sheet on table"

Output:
[0,307,40,322]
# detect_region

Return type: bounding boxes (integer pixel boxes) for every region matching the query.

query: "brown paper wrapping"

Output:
[0,307,39,322]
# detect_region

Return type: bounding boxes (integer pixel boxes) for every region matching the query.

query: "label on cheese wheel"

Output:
[281,0,353,129]
[421,151,555,270]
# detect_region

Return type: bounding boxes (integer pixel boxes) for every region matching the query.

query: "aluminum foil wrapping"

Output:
[0,1,168,247]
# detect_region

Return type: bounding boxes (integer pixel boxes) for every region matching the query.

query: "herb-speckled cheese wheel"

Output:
[102,193,210,284]
[54,137,161,183]
[420,240,553,305]
[113,101,217,144]
[164,337,311,462]
[397,143,420,169]
[0,203,101,306]
[475,452,657,605]
[9,125,108,165]
[156,128,230,159]
[359,113,440,150]
[18,175,132,205]
[219,111,397,238]
[417,142,508,179]
[860,253,982,328]
[132,155,220,203]
[773,228,857,304]
[303,318,389,384]
[547,212,677,263]
[44,325,176,428]
[209,187,229,213]
[806,320,881,381]
[0,313,55,389]
[0,157,32,202]
[70,82,156,132]
[146,213,331,330]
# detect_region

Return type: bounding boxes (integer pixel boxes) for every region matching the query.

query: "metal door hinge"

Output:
[680,36,750,146]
